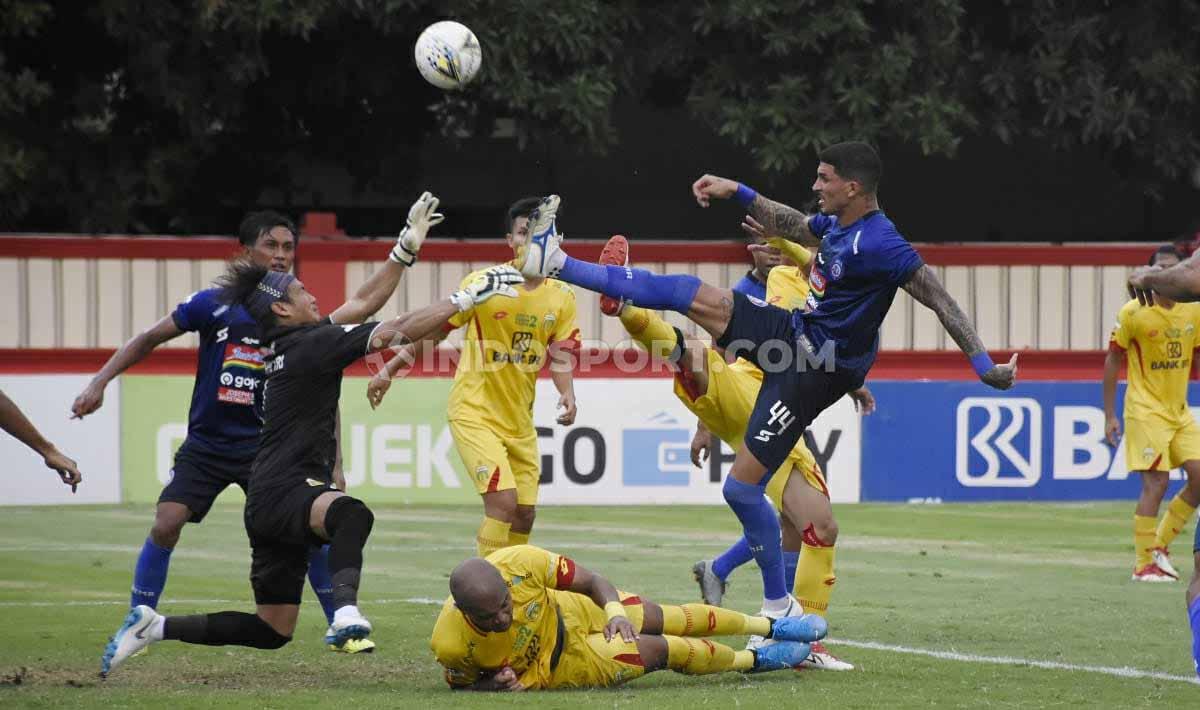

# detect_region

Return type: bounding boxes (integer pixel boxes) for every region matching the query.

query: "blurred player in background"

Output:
[1105,245,1200,582]
[598,234,865,670]
[367,197,580,558]
[1191,525,1200,676]
[75,194,443,652]
[1,389,82,491]
[729,228,781,300]
[430,545,828,690]
[512,143,1013,649]
[100,259,526,677]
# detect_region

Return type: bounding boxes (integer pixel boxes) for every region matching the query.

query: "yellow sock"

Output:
[665,636,754,674]
[1154,494,1197,550]
[508,530,531,547]
[476,517,511,557]
[1134,514,1157,568]
[794,542,836,618]
[660,604,770,637]
[618,306,678,360]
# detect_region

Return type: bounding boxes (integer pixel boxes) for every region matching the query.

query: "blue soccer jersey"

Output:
[171,288,270,456]
[799,211,923,382]
[731,271,767,300]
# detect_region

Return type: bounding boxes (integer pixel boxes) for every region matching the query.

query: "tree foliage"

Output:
[1,0,1197,231]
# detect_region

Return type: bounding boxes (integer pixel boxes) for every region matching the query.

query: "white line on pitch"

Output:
[828,638,1200,686]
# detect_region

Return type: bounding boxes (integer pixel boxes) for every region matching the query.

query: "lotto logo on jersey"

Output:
[955,397,1042,487]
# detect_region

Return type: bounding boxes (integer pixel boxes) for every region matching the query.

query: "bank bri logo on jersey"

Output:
[955,397,1042,487]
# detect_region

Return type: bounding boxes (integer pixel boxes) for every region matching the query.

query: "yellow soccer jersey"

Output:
[446,272,580,436]
[430,545,578,689]
[765,263,811,312]
[1109,299,1200,424]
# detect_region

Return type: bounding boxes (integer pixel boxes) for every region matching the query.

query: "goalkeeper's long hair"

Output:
[215,258,279,330]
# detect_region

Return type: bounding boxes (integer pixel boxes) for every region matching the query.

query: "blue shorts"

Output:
[158,441,254,522]
[716,290,856,476]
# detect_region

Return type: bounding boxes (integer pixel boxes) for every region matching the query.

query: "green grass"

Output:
[0,502,1196,708]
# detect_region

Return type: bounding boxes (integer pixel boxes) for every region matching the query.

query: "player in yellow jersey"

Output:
[597,234,871,671]
[430,544,828,690]
[1104,245,1200,582]
[367,198,580,557]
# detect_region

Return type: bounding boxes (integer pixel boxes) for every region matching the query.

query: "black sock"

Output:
[163,611,290,649]
[324,497,374,610]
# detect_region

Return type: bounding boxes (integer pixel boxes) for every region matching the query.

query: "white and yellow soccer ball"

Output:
[414,21,482,90]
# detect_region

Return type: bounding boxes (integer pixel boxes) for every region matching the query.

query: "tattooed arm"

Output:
[747,195,820,247]
[902,265,1017,390]
[690,174,820,246]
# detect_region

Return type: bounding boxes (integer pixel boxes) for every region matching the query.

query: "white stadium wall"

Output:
[0,236,1174,506]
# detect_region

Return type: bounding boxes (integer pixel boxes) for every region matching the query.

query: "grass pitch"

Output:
[1,502,1196,708]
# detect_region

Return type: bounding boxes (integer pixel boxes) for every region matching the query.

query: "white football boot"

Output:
[100,605,161,677]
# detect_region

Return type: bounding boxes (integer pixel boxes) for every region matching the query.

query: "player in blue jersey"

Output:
[514,141,1017,628]
[74,194,443,653]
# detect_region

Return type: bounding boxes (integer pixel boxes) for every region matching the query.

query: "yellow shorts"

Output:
[674,348,828,510]
[546,590,647,689]
[1124,416,1200,472]
[448,418,541,505]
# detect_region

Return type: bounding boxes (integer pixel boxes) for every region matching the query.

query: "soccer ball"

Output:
[414,21,482,90]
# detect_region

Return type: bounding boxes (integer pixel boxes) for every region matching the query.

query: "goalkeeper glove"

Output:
[450,265,524,312]
[390,191,444,266]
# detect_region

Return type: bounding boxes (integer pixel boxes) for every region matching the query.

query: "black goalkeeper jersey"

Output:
[249,319,379,496]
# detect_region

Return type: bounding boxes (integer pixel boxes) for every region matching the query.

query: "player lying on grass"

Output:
[100,259,525,678]
[597,234,864,670]
[0,389,82,491]
[367,197,581,559]
[74,198,442,652]
[430,545,828,690]
[512,142,1015,644]
[1105,245,1200,582]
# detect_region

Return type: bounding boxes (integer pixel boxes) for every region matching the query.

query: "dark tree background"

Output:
[2,0,1198,240]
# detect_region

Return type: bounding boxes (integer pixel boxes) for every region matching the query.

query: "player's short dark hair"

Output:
[214,259,287,329]
[238,211,298,248]
[1149,245,1184,266]
[505,197,543,233]
[818,141,883,193]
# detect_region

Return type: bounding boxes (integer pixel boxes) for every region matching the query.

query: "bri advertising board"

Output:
[118,375,863,505]
[861,381,1199,502]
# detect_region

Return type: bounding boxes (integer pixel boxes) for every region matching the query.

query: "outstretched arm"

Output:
[902,265,1017,390]
[690,174,819,246]
[71,315,183,418]
[1,390,82,491]
[329,192,444,324]
[1128,253,1200,304]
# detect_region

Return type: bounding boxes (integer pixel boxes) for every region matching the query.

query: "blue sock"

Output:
[712,537,753,581]
[721,477,787,601]
[1191,597,1200,678]
[130,537,173,609]
[558,256,701,314]
[783,549,799,590]
[308,545,337,625]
